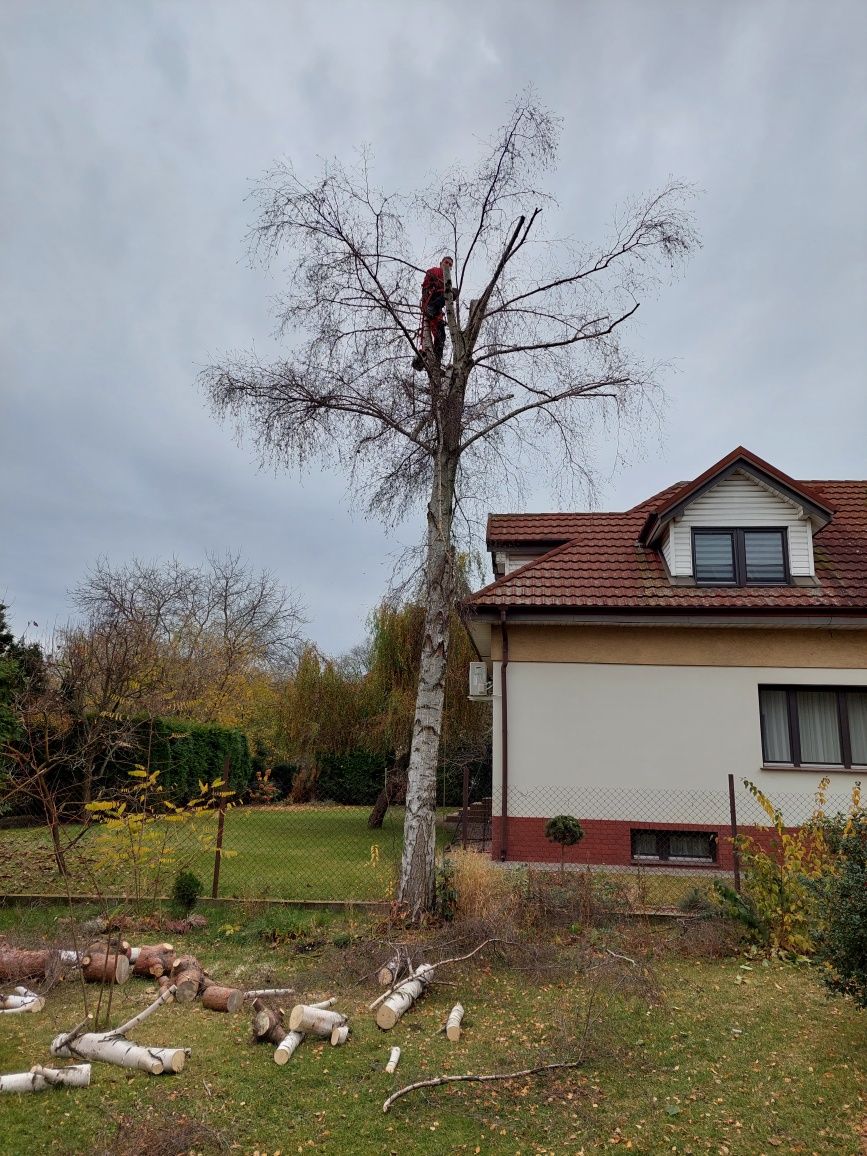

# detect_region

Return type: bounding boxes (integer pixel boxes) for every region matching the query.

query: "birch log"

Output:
[330,1024,349,1046]
[385,1046,401,1074]
[244,987,294,1000]
[0,1064,91,1093]
[375,964,434,1030]
[288,1005,346,1037]
[273,1030,304,1065]
[0,987,45,1014]
[377,955,405,987]
[445,1003,464,1042]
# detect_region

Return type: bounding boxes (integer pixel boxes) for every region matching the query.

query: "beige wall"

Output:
[491,658,867,825]
[490,625,867,667]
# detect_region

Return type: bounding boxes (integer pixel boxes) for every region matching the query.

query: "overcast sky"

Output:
[2,0,866,654]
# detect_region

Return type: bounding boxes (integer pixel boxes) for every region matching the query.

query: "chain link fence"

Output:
[0,775,859,908]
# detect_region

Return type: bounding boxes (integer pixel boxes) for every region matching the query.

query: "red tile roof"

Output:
[469,478,867,614]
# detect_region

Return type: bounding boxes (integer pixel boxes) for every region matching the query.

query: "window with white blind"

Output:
[759,686,867,768]
[692,528,789,586]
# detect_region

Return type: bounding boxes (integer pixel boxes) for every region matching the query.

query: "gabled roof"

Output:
[638,447,834,546]
[467,463,867,615]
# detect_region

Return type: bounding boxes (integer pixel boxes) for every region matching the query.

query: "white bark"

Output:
[375,963,434,1030]
[330,1024,349,1046]
[0,1064,91,1093]
[112,984,176,1036]
[288,1005,346,1037]
[385,1046,401,1074]
[377,955,405,987]
[0,987,45,1014]
[51,1034,165,1074]
[273,1030,304,1065]
[446,1003,465,1041]
[397,449,458,917]
[244,987,295,1000]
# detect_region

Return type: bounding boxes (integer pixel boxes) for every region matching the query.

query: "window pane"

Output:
[669,832,714,860]
[848,691,867,765]
[744,531,786,583]
[797,690,842,764]
[760,689,792,762]
[632,831,658,858]
[694,532,735,583]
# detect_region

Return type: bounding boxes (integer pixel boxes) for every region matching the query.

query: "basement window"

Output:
[631,830,717,863]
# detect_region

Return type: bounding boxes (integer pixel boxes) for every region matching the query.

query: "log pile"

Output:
[158,955,242,1013]
[250,998,341,1065]
[130,944,175,979]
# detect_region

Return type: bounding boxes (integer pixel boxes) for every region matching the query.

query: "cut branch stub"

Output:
[287,1004,346,1037]
[375,963,433,1031]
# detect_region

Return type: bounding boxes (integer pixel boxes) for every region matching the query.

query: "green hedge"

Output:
[109,718,252,803]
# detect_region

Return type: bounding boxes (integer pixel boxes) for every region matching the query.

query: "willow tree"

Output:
[202,97,698,916]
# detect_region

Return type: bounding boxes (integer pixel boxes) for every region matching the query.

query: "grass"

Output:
[0,904,864,1154]
[0,807,454,903]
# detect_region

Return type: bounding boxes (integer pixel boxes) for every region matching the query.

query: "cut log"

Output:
[243,987,294,1000]
[80,953,130,986]
[0,987,45,1014]
[251,998,285,1044]
[0,1064,91,1093]
[375,964,434,1030]
[330,1023,349,1046]
[170,955,207,1003]
[446,1003,465,1042]
[201,982,242,1013]
[377,954,405,987]
[288,1004,346,1037]
[0,949,58,983]
[273,1030,304,1065]
[130,944,175,979]
[385,1046,401,1074]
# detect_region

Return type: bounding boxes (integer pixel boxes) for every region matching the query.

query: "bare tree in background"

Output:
[71,551,305,722]
[201,96,698,916]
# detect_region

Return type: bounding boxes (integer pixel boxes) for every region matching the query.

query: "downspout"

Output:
[499,608,509,861]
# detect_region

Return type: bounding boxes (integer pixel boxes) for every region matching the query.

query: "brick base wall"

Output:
[490,816,779,871]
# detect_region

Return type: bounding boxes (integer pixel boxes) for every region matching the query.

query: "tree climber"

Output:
[412,256,454,371]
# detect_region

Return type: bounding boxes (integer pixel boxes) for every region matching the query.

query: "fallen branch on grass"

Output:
[369,940,500,1012]
[51,984,188,1075]
[382,1057,587,1112]
[0,1064,91,1093]
[0,987,45,1014]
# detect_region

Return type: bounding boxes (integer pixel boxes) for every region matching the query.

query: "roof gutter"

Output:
[499,608,509,862]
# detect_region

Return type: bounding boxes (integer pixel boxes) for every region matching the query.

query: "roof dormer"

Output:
[641,449,834,584]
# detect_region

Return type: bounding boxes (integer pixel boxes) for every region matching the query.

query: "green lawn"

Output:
[0,807,455,902]
[0,906,863,1154]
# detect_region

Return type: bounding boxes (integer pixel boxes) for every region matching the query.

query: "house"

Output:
[463,447,867,871]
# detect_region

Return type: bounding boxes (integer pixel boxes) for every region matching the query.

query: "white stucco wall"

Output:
[492,661,867,825]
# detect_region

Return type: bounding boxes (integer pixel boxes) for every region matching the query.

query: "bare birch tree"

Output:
[201,96,698,916]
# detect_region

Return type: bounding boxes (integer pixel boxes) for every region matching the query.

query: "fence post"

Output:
[461,766,470,851]
[211,754,231,900]
[727,773,742,893]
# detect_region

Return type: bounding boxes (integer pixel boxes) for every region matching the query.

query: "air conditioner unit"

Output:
[468,661,492,700]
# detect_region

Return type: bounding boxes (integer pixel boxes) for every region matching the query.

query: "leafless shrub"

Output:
[98,1114,225,1156]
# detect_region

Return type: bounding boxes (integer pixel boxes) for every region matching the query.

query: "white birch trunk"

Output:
[0,988,45,1014]
[0,1064,91,1093]
[288,1005,346,1037]
[51,1034,166,1074]
[446,1003,464,1041]
[398,447,458,917]
[273,1030,304,1065]
[385,1046,401,1074]
[375,963,434,1030]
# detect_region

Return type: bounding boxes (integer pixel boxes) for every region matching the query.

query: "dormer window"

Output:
[692,528,789,586]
